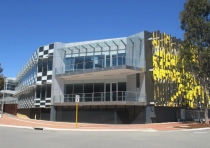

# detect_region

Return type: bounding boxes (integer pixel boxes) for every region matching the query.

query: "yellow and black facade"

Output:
[151,31,209,109]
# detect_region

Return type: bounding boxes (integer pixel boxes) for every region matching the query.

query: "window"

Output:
[65,84,73,94]
[75,56,84,70]
[118,53,126,65]
[49,44,54,49]
[65,57,74,71]
[37,77,41,81]
[36,86,41,98]
[44,50,48,55]
[84,83,93,93]
[74,84,83,94]
[84,56,93,69]
[94,83,104,92]
[105,55,110,67]
[42,59,47,76]
[112,54,117,66]
[48,57,53,71]
[38,60,42,72]
[118,82,126,91]
[46,84,51,98]
[42,80,46,83]
[39,47,43,52]
[41,86,46,99]
[46,100,51,103]
[94,55,104,68]
[47,75,52,80]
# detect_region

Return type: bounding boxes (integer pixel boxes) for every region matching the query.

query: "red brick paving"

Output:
[0,114,187,131]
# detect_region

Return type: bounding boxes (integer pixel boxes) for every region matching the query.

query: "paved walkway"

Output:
[0,114,186,131]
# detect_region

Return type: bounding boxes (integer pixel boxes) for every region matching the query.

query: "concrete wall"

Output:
[144,31,154,104]
[51,43,65,103]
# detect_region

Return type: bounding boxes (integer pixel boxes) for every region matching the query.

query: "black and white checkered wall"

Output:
[35,43,54,108]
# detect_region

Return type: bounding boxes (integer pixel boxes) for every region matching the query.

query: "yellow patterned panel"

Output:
[152,31,209,108]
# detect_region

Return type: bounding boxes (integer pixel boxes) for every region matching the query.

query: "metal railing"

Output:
[53,91,146,103]
[55,56,145,75]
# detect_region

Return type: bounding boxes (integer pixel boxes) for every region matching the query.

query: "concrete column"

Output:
[50,106,56,121]
[114,105,117,124]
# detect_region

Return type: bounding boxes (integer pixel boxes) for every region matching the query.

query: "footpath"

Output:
[0,114,194,131]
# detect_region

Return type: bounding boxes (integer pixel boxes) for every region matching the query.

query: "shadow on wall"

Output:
[154,106,181,122]
[17,108,50,120]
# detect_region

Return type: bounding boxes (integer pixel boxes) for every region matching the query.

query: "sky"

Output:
[0,0,186,78]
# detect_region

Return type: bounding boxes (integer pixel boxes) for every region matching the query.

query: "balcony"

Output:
[55,56,145,79]
[53,91,146,106]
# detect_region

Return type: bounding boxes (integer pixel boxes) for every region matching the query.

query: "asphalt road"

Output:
[0,127,209,148]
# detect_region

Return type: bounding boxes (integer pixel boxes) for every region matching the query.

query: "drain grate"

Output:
[34,127,43,130]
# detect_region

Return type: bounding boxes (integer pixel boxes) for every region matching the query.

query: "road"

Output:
[0,127,209,148]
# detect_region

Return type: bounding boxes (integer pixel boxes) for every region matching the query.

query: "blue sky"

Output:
[0,0,186,77]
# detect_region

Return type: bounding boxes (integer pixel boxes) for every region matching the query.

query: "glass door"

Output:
[105,82,119,101]
[112,83,117,101]
[105,83,110,101]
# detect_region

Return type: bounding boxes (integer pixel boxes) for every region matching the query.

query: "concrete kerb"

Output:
[181,127,210,131]
[0,124,34,130]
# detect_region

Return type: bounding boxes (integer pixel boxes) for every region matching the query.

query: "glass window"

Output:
[112,54,117,66]
[84,83,93,93]
[38,60,42,72]
[37,77,41,81]
[74,84,83,94]
[118,53,126,65]
[41,86,46,99]
[65,57,74,72]
[65,57,74,65]
[94,55,104,68]
[118,82,126,91]
[106,55,110,67]
[49,44,54,49]
[75,56,84,71]
[84,56,93,69]
[36,85,41,98]
[65,84,73,94]
[48,57,53,71]
[94,83,104,92]
[46,84,51,98]
[42,59,47,76]
[39,47,43,52]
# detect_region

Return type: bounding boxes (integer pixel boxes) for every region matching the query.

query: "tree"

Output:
[179,0,210,124]
[0,63,4,90]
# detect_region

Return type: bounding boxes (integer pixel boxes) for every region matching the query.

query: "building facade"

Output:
[15,30,192,123]
[0,78,17,115]
[0,78,17,103]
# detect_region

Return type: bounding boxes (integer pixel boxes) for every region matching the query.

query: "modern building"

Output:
[0,78,17,115]
[0,78,17,103]
[15,30,201,124]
